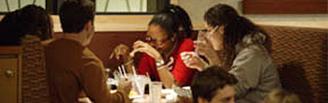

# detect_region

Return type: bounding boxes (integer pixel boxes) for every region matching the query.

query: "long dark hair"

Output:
[204,4,271,69]
[148,4,193,60]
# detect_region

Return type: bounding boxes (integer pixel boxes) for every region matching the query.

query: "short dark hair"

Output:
[59,0,95,33]
[191,66,238,103]
[0,5,52,45]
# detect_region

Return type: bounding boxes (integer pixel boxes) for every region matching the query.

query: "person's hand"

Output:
[180,52,208,71]
[117,79,132,95]
[110,44,131,62]
[130,40,162,61]
[194,38,221,66]
[78,97,92,103]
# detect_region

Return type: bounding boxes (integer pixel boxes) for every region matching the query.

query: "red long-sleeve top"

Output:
[137,38,196,86]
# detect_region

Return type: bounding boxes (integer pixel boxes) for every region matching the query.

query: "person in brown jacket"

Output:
[45,0,131,103]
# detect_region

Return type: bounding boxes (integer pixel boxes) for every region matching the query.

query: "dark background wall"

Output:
[55,31,147,69]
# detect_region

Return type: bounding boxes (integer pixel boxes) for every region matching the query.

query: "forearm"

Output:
[157,65,176,88]
[203,50,223,67]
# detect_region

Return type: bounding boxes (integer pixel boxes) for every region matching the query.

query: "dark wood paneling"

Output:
[242,0,328,14]
[0,46,21,54]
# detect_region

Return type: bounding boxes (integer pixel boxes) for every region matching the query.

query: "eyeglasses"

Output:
[144,36,170,45]
[198,26,219,39]
[207,26,219,35]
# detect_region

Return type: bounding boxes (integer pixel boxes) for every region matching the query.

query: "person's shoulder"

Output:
[83,48,96,57]
[45,39,84,56]
[231,45,275,72]
[46,39,81,49]
[41,39,55,46]
[82,48,103,65]
[44,39,65,53]
[236,45,271,63]
[81,54,104,72]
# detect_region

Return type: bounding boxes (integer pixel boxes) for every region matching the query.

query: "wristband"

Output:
[155,59,165,67]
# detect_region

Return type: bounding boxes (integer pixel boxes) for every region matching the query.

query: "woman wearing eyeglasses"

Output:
[111,5,195,88]
[181,4,281,103]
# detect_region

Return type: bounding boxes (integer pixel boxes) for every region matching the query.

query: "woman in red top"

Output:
[111,5,195,88]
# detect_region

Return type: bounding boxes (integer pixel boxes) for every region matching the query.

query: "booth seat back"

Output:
[262,25,328,103]
[0,35,50,103]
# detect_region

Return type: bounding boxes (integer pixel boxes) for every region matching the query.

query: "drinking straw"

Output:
[121,65,128,78]
[118,66,123,78]
[146,72,151,82]
[132,66,137,77]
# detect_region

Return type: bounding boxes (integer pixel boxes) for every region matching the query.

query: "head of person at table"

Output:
[59,0,95,46]
[202,4,271,68]
[0,5,53,45]
[144,5,192,57]
[191,66,238,103]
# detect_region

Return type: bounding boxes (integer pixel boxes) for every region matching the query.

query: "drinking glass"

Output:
[195,30,207,53]
[149,81,162,103]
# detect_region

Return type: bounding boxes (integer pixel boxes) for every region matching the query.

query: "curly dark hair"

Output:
[0,5,52,45]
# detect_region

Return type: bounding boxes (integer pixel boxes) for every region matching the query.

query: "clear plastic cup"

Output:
[130,75,149,97]
[195,30,207,53]
[149,81,162,103]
